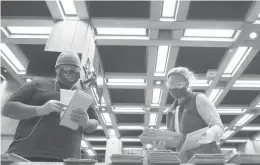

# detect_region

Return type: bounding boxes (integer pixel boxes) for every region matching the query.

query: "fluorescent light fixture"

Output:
[7,26,52,35]
[0,44,26,74]
[225,139,248,143]
[108,129,116,137]
[155,46,169,74]
[107,78,146,86]
[181,37,235,42]
[181,30,240,42]
[208,88,223,103]
[217,108,246,114]
[1,74,6,81]
[85,137,107,141]
[184,29,234,38]
[95,36,149,40]
[222,130,234,139]
[81,140,88,147]
[26,78,32,83]
[124,147,142,150]
[221,148,237,152]
[235,114,254,126]
[59,0,77,15]
[113,107,145,113]
[162,0,178,17]
[101,113,112,125]
[224,47,252,76]
[121,138,141,142]
[8,35,49,39]
[233,80,260,88]
[190,79,210,87]
[159,126,167,130]
[86,149,95,155]
[256,104,260,108]
[149,113,158,125]
[253,20,260,24]
[154,72,166,77]
[92,147,106,150]
[118,125,144,130]
[96,28,146,36]
[152,88,162,104]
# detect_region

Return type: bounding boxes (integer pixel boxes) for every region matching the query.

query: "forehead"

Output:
[59,64,80,69]
[168,74,186,82]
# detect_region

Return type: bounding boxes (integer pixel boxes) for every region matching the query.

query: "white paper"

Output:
[180,127,208,152]
[60,89,76,118]
[59,90,93,130]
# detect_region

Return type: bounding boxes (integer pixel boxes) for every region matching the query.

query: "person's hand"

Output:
[70,108,89,128]
[152,141,166,150]
[36,100,67,116]
[197,129,215,144]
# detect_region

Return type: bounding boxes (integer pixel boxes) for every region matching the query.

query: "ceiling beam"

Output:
[95,39,232,47]
[214,48,260,106]
[1,17,54,27]
[45,0,64,20]
[176,0,190,21]
[244,1,260,22]
[2,36,48,45]
[149,0,162,40]
[144,47,157,128]
[91,19,244,29]
[205,49,236,97]
[74,0,89,20]
[156,47,179,128]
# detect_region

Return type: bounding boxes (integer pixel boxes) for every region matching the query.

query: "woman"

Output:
[153,67,224,162]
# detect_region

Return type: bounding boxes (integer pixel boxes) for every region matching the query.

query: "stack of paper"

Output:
[188,154,225,164]
[228,154,260,164]
[59,89,93,130]
[147,150,181,164]
[139,128,182,148]
[111,154,143,164]
[63,158,96,163]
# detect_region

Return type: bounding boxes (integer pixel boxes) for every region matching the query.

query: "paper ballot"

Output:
[180,127,208,153]
[139,128,182,148]
[59,89,93,130]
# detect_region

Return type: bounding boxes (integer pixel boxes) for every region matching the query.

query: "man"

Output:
[2,51,99,162]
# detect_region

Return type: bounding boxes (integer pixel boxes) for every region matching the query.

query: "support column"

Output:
[105,137,122,163]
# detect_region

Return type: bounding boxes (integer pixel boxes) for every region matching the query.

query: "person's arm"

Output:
[196,94,224,142]
[83,106,99,133]
[2,81,40,120]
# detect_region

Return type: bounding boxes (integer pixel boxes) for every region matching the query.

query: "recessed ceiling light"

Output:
[26,78,32,83]
[155,81,162,85]
[249,32,258,40]
[101,108,106,111]
[4,69,7,73]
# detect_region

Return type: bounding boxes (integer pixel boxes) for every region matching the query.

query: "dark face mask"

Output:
[169,87,188,99]
[58,69,80,86]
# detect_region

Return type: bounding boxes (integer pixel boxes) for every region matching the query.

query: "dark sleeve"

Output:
[87,107,98,120]
[8,80,36,104]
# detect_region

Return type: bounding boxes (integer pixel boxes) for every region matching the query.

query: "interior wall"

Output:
[1,79,21,154]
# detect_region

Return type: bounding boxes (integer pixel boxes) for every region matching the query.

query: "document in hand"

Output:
[139,128,182,148]
[59,89,93,130]
[180,127,208,153]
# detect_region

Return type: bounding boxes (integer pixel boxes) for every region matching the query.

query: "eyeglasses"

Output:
[60,66,81,72]
[166,81,186,89]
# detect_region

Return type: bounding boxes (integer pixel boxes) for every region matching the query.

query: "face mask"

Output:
[58,69,80,86]
[169,87,187,99]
